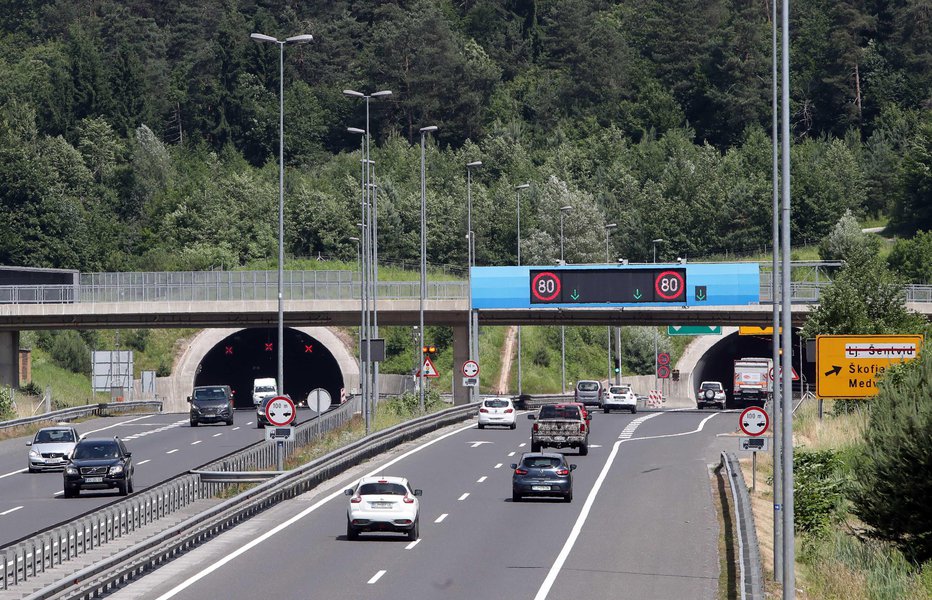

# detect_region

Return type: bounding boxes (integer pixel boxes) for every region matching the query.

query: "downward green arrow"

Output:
[696,288,707,301]
[570,289,580,300]
[633,289,643,300]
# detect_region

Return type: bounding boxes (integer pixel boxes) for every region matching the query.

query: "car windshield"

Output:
[577,382,600,391]
[255,385,276,393]
[609,387,629,394]
[539,406,581,420]
[35,429,75,444]
[72,442,120,460]
[522,457,563,469]
[194,388,228,401]
[484,399,509,408]
[701,383,722,390]
[358,482,408,496]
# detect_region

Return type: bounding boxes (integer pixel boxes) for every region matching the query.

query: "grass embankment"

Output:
[741,399,932,599]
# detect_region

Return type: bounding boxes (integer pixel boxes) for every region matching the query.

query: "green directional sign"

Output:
[667,325,723,336]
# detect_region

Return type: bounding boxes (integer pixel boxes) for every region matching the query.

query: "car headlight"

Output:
[108,464,124,476]
[29,449,39,457]
[65,466,78,475]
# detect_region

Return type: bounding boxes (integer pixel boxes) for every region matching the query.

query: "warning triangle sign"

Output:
[418,356,440,378]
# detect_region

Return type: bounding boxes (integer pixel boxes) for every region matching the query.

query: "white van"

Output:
[252,378,278,406]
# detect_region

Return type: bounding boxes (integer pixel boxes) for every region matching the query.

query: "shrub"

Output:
[20,381,42,396]
[122,329,150,352]
[0,387,13,419]
[795,449,847,535]
[850,351,932,563]
[46,331,91,374]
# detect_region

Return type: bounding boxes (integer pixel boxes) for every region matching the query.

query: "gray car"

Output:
[574,380,603,406]
[511,452,577,502]
[27,426,80,472]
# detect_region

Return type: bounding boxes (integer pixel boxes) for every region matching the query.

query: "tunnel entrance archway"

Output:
[194,328,345,409]
[692,329,811,407]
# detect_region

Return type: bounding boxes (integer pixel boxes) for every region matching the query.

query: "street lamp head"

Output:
[250,32,279,43]
[285,34,314,44]
[515,183,530,190]
[560,205,574,212]
[467,160,483,168]
[652,238,664,244]
[372,90,393,97]
[347,127,365,134]
[605,223,618,230]
[348,236,359,242]
[419,125,438,133]
[343,89,365,98]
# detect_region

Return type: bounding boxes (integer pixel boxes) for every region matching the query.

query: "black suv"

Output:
[63,437,134,497]
[188,385,235,426]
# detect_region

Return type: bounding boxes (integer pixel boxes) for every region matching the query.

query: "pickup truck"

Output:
[528,404,589,455]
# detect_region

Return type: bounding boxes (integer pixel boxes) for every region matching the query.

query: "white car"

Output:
[602,385,637,414]
[345,476,422,541]
[27,426,80,472]
[478,397,517,429]
[697,381,727,409]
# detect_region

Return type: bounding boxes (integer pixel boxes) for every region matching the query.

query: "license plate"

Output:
[85,477,103,483]
[531,485,551,491]
[553,436,566,441]
[372,502,392,509]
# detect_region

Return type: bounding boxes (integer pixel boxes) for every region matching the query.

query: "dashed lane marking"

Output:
[435,514,448,523]
[367,570,386,584]
[458,493,469,501]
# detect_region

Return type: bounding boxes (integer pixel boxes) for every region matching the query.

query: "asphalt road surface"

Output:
[110,407,740,600]
[0,407,314,547]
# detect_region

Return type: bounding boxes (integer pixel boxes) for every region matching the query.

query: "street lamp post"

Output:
[466,161,482,403]
[604,223,617,383]
[419,126,438,413]
[250,31,314,399]
[348,235,363,419]
[651,238,664,395]
[515,183,530,396]
[559,205,573,395]
[344,89,391,419]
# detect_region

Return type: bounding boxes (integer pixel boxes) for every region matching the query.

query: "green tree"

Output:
[887,230,932,284]
[890,117,932,234]
[818,209,881,263]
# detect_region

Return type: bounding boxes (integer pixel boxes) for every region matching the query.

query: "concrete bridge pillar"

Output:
[453,324,470,406]
[0,331,20,390]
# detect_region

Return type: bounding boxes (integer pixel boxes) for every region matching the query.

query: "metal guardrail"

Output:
[721,451,764,600]
[18,401,478,599]
[0,402,163,432]
[0,397,358,592]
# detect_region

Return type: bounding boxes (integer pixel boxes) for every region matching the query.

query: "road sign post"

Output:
[739,406,770,494]
[266,395,296,471]
[816,335,923,399]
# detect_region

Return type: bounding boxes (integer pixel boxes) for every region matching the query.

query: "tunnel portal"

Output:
[194,328,345,409]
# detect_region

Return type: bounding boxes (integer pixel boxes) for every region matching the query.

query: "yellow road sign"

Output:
[816,334,923,399]
[739,326,782,336]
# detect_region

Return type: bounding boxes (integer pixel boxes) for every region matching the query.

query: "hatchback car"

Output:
[603,385,638,414]
[511,452,576,502]
[345,476,422,541]
[63,437,134,497]
[574,380,603,406]
[27,426,80,472]
[188,385,234,427]
[478,397,517,429]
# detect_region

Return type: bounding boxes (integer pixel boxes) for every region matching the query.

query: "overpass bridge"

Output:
[0,265,928,403]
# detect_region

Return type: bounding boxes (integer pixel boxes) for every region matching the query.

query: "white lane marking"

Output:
[137,460,151,465]
[1,506,23,516]
[152,421,479,599]
[166,449,178,455]
[458,493,469,501]
[469,441,492,448]
[508,452,516,457]
[212,433,222,438]
[518,443,526,448]
[246,422,253,426]
[232,427,240,431]
[476,476,487,483]
[368,570,386,584]
[434,514,448,523]
[533,412,719,600]
[405,539,421,550]
[494,463,503,469]
[84,414,155,435]
[191,441,202,445]
[0,469,26,480]
[53,491,63,496]
[119,419,188,441]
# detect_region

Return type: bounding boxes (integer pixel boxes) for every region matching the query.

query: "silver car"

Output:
[574,380,603,406]
[27,426,80,472]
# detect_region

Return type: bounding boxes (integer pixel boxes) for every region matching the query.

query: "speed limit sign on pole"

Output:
[266,396,296,427]
[739,406,769,437]
[463,360,479,378]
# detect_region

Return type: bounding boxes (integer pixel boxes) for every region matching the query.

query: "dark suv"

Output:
[63,437,134,497]
[188,385,235,426]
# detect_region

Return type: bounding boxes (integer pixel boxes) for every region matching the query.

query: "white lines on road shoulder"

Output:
[0,506,23,516]
[191,440,202,445]
[232,427,240,431]
[84,414,155,435]
[494,463,503,469]
[53,491,63,496]
[166,449,178,454]
[367,570,386,584]
[405,539,421,550]
[212,433,222,438]
[476,476,487,483]
[137,460,151,465]
[518,443,526,448]
[434,513,448,523]
[458,493,469,501]
[507,451,516,457]
[0,468,26,480]
[246,422,253,426]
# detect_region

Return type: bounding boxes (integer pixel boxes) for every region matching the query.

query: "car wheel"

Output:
[256,421,264,429]
[128,477,134,494]
[510,423,516,430]
[346,520,359,541]
[603,408,610,414]
[118,480,129,496]
[407,518,419,542]
[697,403,704,410]
[531,442,541,453]
[226,418,234,426]
[564,491,573,503]
[579,443,589,456]
[190,420,198,427]
[28,466,38,473]
[63,486,76,498]
[512,490,521,502]
[477,423,484,430]
[631,406,637,414]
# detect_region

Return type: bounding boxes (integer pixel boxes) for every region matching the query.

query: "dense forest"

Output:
[0,0,929,275]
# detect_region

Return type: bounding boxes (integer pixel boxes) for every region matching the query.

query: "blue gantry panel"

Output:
[470,263,760,309]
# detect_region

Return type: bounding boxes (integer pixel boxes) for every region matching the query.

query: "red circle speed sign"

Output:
[657,352,671,366]
[654,270,686,301]
[531,271,562,302]
[739,407,769,437]
[266,395,296,427]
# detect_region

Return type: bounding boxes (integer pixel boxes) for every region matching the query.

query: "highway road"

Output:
[110,408,740,600]
[0,408,313,547]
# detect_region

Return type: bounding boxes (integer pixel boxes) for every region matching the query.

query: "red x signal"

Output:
[264,343,273,352]
[225,346,233,355]
[305,344,313,353]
